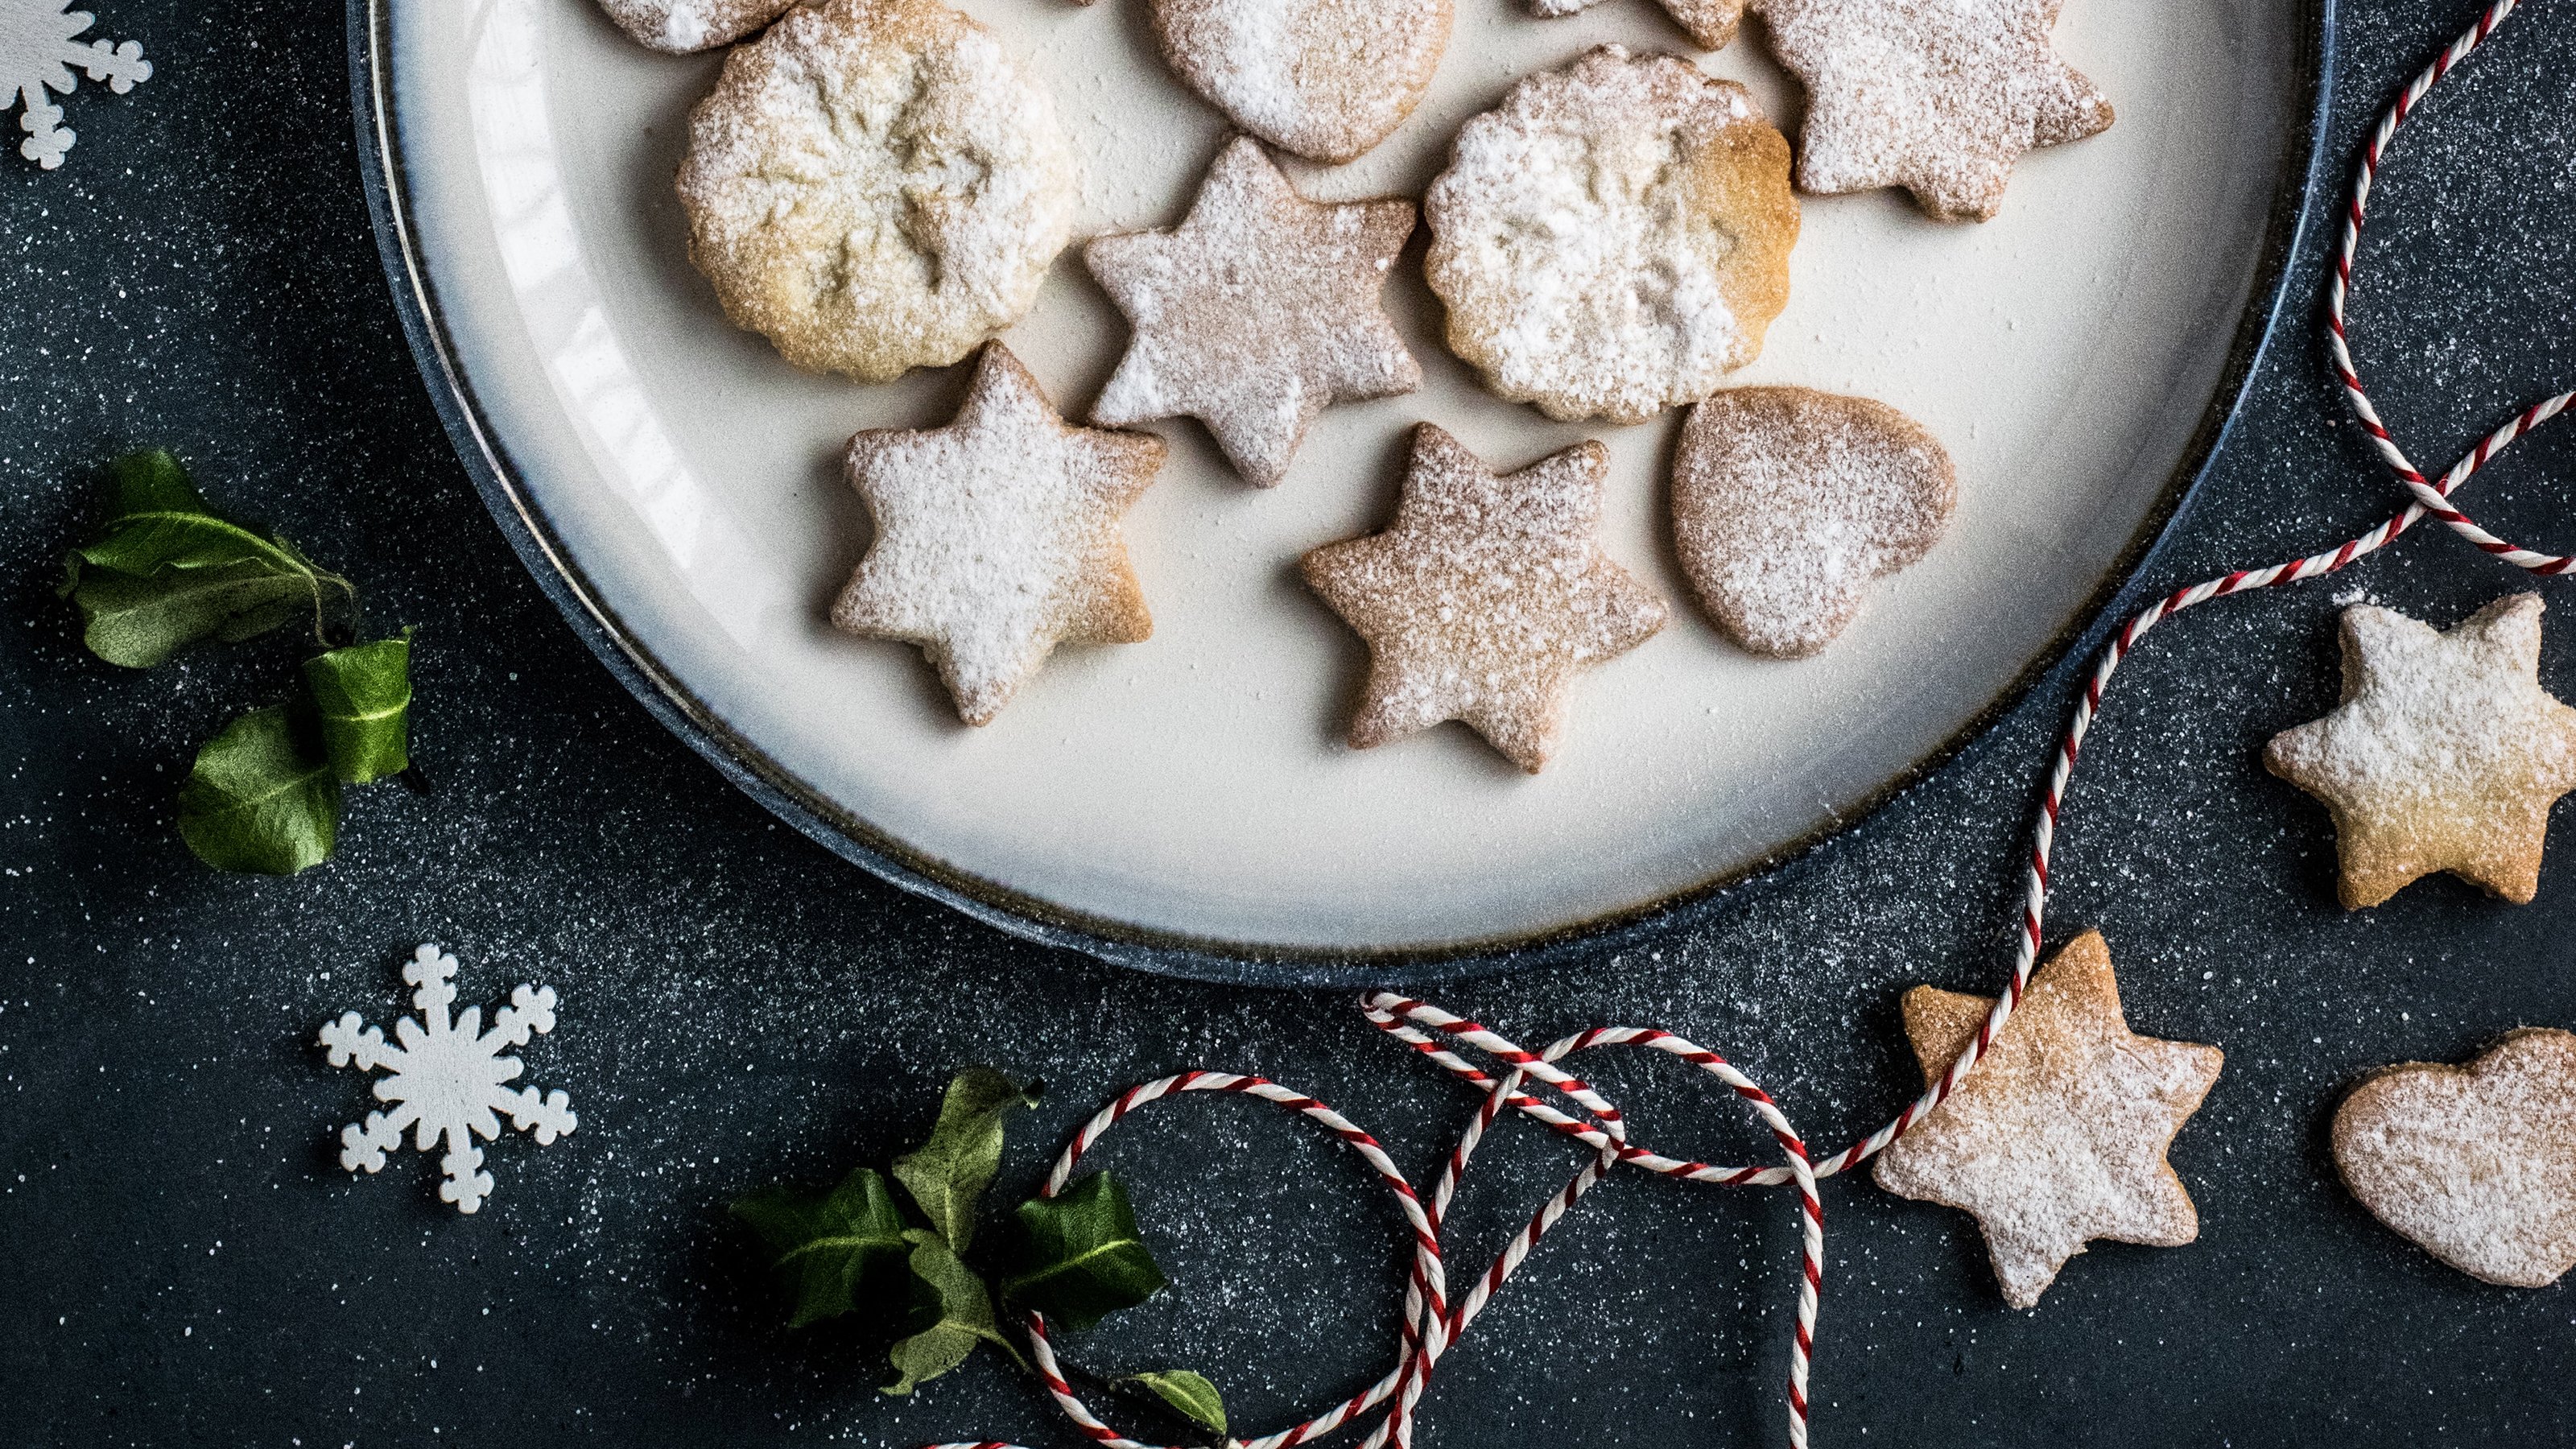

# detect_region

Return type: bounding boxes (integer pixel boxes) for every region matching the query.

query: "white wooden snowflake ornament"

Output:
[1,0,149,169]
[319,944,577,1214]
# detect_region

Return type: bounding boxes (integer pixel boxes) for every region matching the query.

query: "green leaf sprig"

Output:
[733,1068,1223,1426]
[60,450,419,875]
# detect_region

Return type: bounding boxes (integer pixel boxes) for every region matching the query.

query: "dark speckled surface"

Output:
[5,1,2576,1444]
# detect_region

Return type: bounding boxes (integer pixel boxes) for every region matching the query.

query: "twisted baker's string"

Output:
[937,3,2571,1444]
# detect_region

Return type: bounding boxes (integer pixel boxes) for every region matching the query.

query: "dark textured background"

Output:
[6,0,2576,1443]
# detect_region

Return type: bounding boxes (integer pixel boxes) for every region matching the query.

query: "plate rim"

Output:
[347,0,2342,987]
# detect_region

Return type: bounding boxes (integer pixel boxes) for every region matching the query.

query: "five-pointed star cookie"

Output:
[1299,423,1666,772]
[832,343,1168,725]
[1088,137,1422,486]
[1756,0,2115,221]
[1872,931,2223,1309]
[2264,593,2576,909]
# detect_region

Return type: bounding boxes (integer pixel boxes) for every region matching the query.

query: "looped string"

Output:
[932,4,2568,1445]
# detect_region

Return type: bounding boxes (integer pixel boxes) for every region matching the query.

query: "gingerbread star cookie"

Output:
[1299,424,1667,772]
[1670,387,1956,658]
[1873,931,2223,1309]
[1424,47,1799,424]
[2332,1030,2576,1289]
[2264,594,2576,910]
[596,0,799,52]
[1088,138,1421,487]
[1125,0,1452,163]
[1756,0,2115,221]
[832,344,1168,725]
[676,0,1079,381]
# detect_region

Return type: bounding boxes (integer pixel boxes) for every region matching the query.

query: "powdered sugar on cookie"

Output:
[597,0,801,52]
[833,345,1168,724]
[676,0,1078,382]
[2265,594,2576,908]
[2333,1030,2576,1289]
[1670,387,1955,658]
[1299,424,1666,772]
[1140,0,1451,163]
[1088,137,1419,486]
[1756,0,2113,221]
[1424,47,1798,425]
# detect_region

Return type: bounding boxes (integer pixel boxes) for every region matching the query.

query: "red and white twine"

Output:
[936,5,2570,1446]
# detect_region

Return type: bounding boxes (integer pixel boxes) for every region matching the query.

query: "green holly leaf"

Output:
[304,634,413,785]
[884,1229,1019,1395]
[1122,1371,1227,1439]
[892,1067,1040,1253]
[732,1166,924,1331]
[1001,1172,1168,1330]
[61,450,352,667]
[175,705,340,875]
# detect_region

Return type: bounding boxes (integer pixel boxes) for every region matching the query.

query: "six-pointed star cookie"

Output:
[2265,593,2576,909]
[1873,931,2223,1309]
[1756,0,2114,221]
[1088,138,1422,487]
[1300,423,1667,772]
[832,343,1168,725]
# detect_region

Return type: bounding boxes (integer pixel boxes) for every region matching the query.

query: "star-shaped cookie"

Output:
[1088,138,1422,487]
[1872,931,2223,1309]
[2265,593,2576,909]
[832,343,1168,725]
[1299,424,1666,772]
[1756,0,2115,221]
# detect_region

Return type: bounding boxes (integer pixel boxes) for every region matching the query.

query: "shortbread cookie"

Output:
[1088,138,1420,487]
[1527,0,1744,52]
[1757,0,2114,221]
[597,0,801,52]
[2264,594,2576,909]
[1121,0,1451,163]
[2332,1030,2576,1288]
[1873,931,2223,1310]
[1670,387,1955,658]
[676,0,1079,382]
[1299,424,1666,773]
[833,344,1167,724]
[1423,47,1798,425]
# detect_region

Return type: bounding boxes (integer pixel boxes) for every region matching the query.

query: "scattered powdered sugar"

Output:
[1424,47,1797,425]
[1670,387,1956,658]
[675,0,1079,381]
[2264,595,2576,905]
[2332,1030,2576,1289]
[1088,137,1420,486]
[1873,932,2223,1310]
[1300,425,1667,772]
[1148,0,1451,163]
[1755,0,2114,221]
[594,0,802,55]
[833,345,1166,724]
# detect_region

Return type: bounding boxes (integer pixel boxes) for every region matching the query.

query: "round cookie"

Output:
[1670,386,1955,658]
[1141,0,1451,163]
[595,0,802,53]
[675,0,1080,382]
[1423,46,1798,425]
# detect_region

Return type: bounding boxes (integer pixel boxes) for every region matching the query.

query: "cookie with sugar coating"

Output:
[1670,387,1955,658]
[675,0,1079,382]
[1132,0,1452,163]
[595,0,802,53]
[1423,46,1798,425]
[2332,1030,2576,1288]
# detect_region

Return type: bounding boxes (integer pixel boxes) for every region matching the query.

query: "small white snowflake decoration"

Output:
[2,1,150,170]
[319,943,578,1215]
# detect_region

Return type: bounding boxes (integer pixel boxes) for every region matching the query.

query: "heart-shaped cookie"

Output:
[1670,386,1955,658]
[2331,1029,2576,1288]
[1139,0,1452,163]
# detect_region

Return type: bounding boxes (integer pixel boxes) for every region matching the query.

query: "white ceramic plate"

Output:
[357,0,2319,971]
